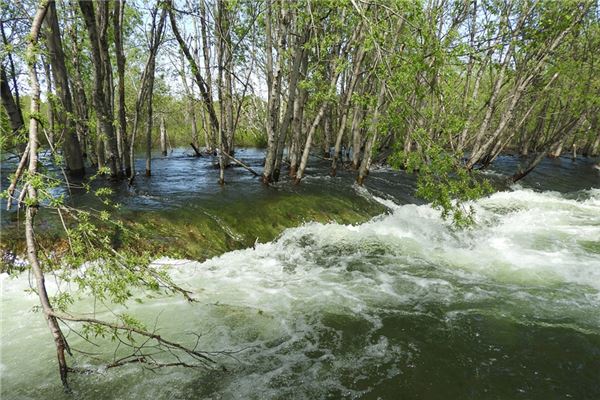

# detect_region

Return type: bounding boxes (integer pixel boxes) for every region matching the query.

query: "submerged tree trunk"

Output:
[128,3,166,180]
[178,52,200,152]
[145,89,155,176]
[295,65,343,183]
[262,0,287,184]
[294,108,324,184]
[190,99,200,152]
[66,3,93,163]
[199,0,215,151]
[351,103,365,169]
[45,0,85,177]
[357,82,387,185]
[113,0,131,175]
[330,38,365,176]
[169,1,220,151]
[160,116,167,156]
[512,115,585,182]
[79,1,122,177]
[288,82,307,178]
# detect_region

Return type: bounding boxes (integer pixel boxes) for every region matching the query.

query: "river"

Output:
[1,150,599,399]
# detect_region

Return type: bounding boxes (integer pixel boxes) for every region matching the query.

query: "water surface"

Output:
[1,151,599,399]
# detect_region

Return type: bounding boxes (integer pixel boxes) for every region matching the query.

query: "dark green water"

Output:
[1,150,599,399]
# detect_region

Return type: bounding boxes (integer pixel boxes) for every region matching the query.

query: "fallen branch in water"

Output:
[190,142,202,157]
[51,311,219,368]
[222,152,261,177]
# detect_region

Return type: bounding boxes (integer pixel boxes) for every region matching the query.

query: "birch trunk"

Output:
[295,67,342,183]
[330,37,365,176]
[288,82,307,178]
[351,104,364,169]
[357,82,387,185]
[262,0,287,184]
[273,27,307,181]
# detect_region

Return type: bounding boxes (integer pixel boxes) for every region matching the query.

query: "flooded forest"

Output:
[1,0,599,399]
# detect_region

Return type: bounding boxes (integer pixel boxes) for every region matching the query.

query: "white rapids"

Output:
[1,187,600,399]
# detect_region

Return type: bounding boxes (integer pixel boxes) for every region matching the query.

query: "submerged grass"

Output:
[0,191,385,272]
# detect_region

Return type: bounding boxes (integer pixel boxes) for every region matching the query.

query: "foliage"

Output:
[390,132,493,228]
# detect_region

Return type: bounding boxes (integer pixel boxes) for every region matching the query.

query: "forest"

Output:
[1,0,599,399]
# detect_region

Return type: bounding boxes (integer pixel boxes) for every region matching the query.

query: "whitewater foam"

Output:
[2,187,599,399]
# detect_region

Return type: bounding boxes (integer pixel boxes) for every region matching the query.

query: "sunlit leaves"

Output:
[390,131,493,228]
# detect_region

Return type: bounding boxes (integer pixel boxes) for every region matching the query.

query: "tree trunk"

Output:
[216,0,233,184]
[113,0,131,176]
[160,116,167,156]
[0,22,25,139]
[294,104,328,184]
[351,104,364,169]
[549,139,565,158]
[0,64,25,136]
[169,1,219,148]
[25,1,71,389]
[45,0,85,177]
[79,1,122,177]
[323,109,332,158]
[129,3,167,181]
[96,123,106,170]
[190,99,199,152]
[357,82,387,185]
[199,0,215,151]
[288,81,307,178]
[41,60,55,147]
[273,27,308,181]
[262,1,288,184]
[585,114,599,157]
[330,38,365,176]
[66,4,93,163]
[178,52,200,152]
[295,66,343,183]
[145,85,155,176]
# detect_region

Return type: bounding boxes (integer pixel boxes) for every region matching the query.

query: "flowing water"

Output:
[1,151,599,399]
